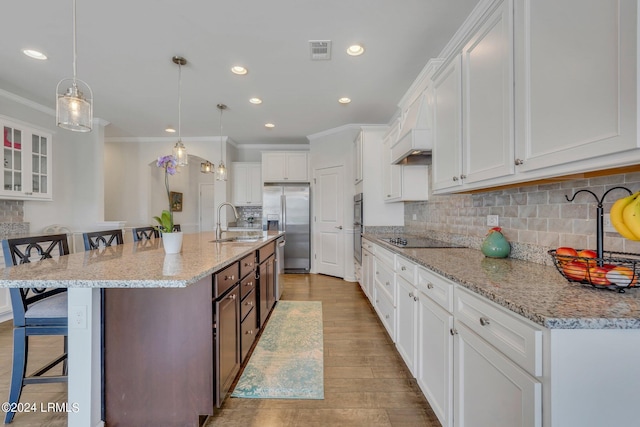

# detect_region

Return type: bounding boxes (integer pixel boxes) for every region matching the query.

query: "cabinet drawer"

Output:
[376,245,395,267]
[241,288,256,321]
[362,238,376,254]
[214,262,240,298]
[374,258,395,305]
[240,307,258,363]
[258,241,275,263]
[240,252,256,279]
[395,256,416,283]
[374,283,396,341]
[454,286,542,377]
[417,266,454,313]
[240,272,257,300]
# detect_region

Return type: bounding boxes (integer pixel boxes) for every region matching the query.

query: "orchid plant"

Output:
[154,155,178,233]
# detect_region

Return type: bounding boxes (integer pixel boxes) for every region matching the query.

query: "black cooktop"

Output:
[381,236,466,249]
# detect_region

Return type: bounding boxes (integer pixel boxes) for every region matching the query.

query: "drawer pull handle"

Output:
[228,293,236,300]
[480,317,490,326]
[450,328,458,336]
[245,282,253,286]
[426,283,434,289]
[224,275,235,281]
[246,301,253,306]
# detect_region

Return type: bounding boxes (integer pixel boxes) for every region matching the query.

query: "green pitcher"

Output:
[481,227,510,258]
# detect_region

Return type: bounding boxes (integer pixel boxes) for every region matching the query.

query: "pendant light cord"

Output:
[178,63,182,141]
[219,106,223,160]
[72,0,78,82]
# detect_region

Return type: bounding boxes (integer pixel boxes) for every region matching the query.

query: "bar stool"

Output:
[1,234,70,424]
[132,226,159,241]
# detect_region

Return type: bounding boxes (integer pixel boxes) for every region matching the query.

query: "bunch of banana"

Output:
[610,191,640,240]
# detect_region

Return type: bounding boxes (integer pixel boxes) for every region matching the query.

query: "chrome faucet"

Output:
[216,202,239,240]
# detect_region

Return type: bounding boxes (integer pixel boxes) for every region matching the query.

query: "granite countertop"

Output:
[0,231,283,289]
[363,233,640,330]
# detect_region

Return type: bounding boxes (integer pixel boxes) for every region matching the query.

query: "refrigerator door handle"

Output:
[280,194,287,232]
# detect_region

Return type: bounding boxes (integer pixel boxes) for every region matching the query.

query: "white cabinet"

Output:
[262,151,309,183]
[381,124,402,201]
[354,132,363,184]
[433,0,514,193]
[0,115,53,200]
[432,54,463,192]
[232,162,262,206]
[373,245,396,341]
[514,0,638,174]
[453,322,542,427]
[361,239,375,301]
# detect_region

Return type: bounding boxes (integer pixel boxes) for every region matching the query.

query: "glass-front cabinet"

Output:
[1,116,52,200]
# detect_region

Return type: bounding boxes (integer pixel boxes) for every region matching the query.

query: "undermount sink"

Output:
[211,236,261,243]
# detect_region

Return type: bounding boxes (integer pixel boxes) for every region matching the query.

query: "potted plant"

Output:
[154,155,183,253]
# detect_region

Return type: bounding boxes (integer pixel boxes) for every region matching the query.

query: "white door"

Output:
[199,183,216,232]
[314,165,344,278]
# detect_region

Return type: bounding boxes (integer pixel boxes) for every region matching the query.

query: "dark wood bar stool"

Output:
[82,229,124,250]
[1,234,70,424]
[132,226,159,241]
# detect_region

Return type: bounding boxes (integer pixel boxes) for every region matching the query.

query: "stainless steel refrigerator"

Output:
[262,184,310,273]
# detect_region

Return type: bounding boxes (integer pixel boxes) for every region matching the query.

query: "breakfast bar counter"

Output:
[0,231,283,427]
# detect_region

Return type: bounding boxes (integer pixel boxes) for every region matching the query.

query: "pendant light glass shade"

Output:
[56,0,93,132]
[172,56,188,166]
[200,161,214,173]
[216,103,227,181]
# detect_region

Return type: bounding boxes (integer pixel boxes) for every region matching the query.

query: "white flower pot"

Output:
[162,231,183,254]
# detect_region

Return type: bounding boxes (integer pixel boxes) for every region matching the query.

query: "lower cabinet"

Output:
[396,276,418,375]
[258,253,275,328]
[214,284,240,408]
[453,322,541,427]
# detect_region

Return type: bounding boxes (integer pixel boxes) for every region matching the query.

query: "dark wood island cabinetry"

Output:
[103,234,282,427]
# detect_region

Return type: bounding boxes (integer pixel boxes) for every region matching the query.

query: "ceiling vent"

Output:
[309,40,331,60]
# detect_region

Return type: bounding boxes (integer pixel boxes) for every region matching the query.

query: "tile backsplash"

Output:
[405,172,640,265]
[0,200,28,237]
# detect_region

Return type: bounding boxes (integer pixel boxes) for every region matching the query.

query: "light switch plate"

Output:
[487,215,499,227]
[603,213,615,233]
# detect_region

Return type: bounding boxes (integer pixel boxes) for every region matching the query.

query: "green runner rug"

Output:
[231,300,324,399]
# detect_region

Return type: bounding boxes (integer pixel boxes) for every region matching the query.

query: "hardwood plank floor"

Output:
[206,273,441,427]
[0,274,441,426]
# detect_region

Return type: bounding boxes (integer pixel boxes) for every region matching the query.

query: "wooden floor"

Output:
[0,274,440,426]
[206,273,441,427]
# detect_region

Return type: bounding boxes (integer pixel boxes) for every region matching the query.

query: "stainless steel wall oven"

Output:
[354,193,363,264]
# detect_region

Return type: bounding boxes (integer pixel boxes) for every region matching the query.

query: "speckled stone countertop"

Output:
[0,231,283,289]
[363,233,640,330]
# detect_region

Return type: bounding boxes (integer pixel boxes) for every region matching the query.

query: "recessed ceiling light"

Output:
[346,44,365,56]
[231,65,248,75]
[265,123,275,129]
[22,49,47,60]
[338,97,351,104]
[249,98,262,104]
[165,127,176,133]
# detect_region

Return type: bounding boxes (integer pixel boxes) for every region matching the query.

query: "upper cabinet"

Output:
[431,0,639,194]
[513,0,638,173]
[262,151,309,183]
[0,115,52,201]
[232,162,262,206]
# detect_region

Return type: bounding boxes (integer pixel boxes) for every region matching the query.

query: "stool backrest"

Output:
[1,234,70,327]
[132,226,159,241]
[83,229,124,251]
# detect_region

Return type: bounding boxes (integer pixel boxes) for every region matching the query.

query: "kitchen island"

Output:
[0,231,283,427]
[363,233,640,427]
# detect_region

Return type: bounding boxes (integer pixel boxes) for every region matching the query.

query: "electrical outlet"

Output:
[70,305,87,329]
[603,213,616,233]
[487,215,499,227]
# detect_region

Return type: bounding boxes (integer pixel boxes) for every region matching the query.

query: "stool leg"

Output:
[4,329,27,424]
[62,335,68,375]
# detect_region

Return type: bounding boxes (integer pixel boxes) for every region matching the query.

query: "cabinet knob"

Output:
[452,176,459,181]
[224,275,235,281]
[228,293,236,300]
[450,328,458,336]
[480,317,491,326]
[245,262,253,267]
[460,174,466,180]
[385,314,390,319]
[426,283,434,289]
[246,330,253,335]
[246,301,253,306]
[245,281,253,286]
[401,266,406,271]
[408,292,414,298]
[385,281,390,286]
[413,296,418,302]
[514,158,524,165]
[387,194,391,197]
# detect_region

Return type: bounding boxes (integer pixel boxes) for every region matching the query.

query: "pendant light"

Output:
[200,160,214,173]
[56,0,93,132]
[172,56,188,166]
[216,103,228,181]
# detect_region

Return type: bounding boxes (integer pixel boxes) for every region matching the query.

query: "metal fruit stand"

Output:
[548,186,640,293]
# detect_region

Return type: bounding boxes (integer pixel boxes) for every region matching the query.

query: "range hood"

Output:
[391,93,432,164]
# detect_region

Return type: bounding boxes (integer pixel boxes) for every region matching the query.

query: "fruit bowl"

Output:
[548,249,640,293]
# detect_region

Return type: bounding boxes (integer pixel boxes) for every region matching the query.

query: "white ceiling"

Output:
[2,0,480,145]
